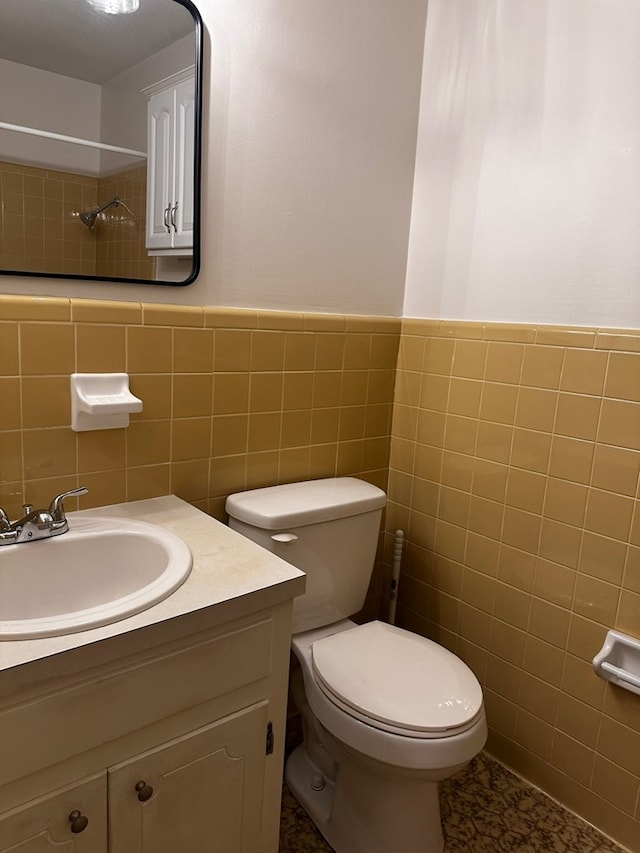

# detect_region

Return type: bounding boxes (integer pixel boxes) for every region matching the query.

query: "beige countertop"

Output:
[0,495,305,675]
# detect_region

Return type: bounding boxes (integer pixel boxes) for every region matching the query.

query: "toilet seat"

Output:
[311,621,484,738]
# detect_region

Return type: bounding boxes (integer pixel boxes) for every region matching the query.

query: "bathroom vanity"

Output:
[0,496,305,852]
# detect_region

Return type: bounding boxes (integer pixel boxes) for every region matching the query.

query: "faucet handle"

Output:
[48,487,89,522]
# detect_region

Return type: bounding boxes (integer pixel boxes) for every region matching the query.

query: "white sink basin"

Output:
[0,516,192,639]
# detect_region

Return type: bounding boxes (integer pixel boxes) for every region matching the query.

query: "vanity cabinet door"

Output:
[108,701,269,853]
[0,773,107,853]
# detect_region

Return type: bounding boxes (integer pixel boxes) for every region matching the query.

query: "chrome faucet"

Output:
[0,487,88,546]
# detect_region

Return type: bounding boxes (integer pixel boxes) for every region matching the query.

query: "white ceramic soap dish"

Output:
[71,373,143,432]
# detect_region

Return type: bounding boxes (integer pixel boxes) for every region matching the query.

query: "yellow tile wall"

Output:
[387,319,640,851]
[0,161,97,276]
[0,295,397,619]
[0,162,153,279]
[2,292,639,847]
[95,165,155,281]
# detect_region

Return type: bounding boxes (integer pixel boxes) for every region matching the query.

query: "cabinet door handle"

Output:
[170,203,178,232]
[163,205,171,233]
[68,810,89,833]
[135,780,154,802]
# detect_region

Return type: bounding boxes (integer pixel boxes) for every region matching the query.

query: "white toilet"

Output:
[226,477,487,853]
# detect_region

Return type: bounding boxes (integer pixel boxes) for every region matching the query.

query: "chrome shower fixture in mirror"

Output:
[0,0,203,286]
[76,197,136,230]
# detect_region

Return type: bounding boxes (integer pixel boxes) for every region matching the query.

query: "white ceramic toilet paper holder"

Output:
[592,630,640,696]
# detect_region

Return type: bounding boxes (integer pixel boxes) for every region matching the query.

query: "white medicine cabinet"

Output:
[144,67,196,256]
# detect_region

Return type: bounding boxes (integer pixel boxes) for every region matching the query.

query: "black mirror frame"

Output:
[0,0,203,288]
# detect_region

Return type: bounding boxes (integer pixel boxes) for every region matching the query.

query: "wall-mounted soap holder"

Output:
[593,630,640,696]
[71,373,143,432]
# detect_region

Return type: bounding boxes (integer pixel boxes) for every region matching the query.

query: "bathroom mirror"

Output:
[0,0,203,286]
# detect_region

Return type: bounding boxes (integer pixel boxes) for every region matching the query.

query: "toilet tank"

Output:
[226,478,386,634]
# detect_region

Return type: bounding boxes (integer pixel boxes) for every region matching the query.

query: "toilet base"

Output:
[286,744,335,832]
[285,741,445,853]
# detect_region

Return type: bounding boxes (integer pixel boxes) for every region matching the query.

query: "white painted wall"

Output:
[404,0,640,329]
[0,0,427,313]
[5,1,640,325]
[0,38,193,177]
[0,59,101,174]
[100,33,194,173]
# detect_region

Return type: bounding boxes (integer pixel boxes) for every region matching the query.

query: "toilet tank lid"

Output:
[225,477,386,529]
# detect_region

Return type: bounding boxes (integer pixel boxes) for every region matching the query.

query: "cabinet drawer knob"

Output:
[135,780,154,802]
[68,810,89,833]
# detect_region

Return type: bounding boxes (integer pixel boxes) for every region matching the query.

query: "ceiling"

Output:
[0,0,195,84]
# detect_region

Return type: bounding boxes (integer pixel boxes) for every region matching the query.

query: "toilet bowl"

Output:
[286,619,486,853]
[226,478,487,853]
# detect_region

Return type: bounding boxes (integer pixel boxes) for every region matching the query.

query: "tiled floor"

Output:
[279,746,627,853]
